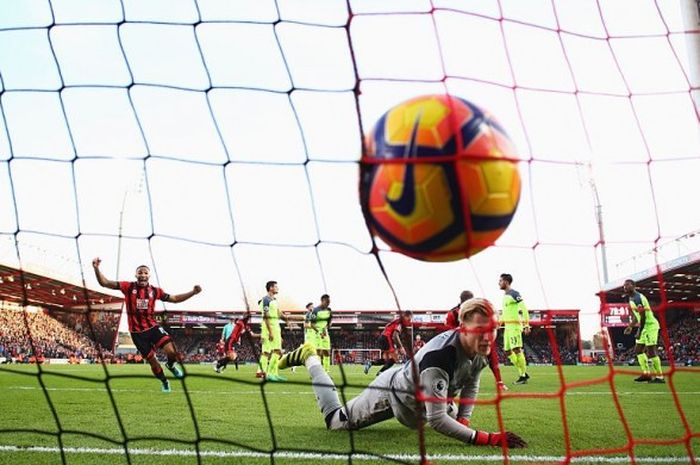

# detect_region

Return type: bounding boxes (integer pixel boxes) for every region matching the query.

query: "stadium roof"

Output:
[0,264,123,309]
[600,250,700,305]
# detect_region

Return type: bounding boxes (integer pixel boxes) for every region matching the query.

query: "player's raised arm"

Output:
[92,257,120,290]
[164,285,202,303]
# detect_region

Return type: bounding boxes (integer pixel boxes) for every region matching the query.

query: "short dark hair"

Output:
[266,280,277,291]
[624,279,635,286]
[460,290,474,303]
[136,265,150,271]
[500,273,513,284]
[321,294,330,300]
[305,302,313,309]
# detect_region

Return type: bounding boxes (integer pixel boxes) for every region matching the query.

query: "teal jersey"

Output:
[501,289,529,329]
[221,322,235,341]
[628,291,659,328]
[310,305,332,332]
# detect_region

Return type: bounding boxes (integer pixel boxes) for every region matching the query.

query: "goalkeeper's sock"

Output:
[637,352,649,373]
[508,353,521,376]
[650,355,662,376]
[306,356,344,426]
[322,353,331,372]
[517,351,528,376]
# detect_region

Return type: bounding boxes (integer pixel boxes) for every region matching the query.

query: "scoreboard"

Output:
[600,304,631,327]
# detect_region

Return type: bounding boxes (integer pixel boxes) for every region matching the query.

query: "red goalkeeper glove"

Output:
[473,431,527,448]
[457,417,470,427]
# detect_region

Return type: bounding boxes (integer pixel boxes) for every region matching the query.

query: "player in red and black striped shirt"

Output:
[363,310,413,376]
[214,311,256,373]
[92,257,202,393]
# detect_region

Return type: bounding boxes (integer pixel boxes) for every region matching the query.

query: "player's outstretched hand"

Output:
[503,431,527,448]
[474,431,527,448]
[92,257,101,269]
[496,381,509,392]
[193,285,202,294]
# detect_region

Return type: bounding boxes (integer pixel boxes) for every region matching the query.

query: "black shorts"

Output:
[378,334,394,352]
[131,326,171,359]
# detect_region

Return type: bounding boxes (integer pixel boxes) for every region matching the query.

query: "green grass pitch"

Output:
[0,363,697,465]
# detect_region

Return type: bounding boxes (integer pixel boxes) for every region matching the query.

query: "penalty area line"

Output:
[0,445,695,463]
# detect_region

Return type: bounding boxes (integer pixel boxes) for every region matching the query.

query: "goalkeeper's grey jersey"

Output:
[391,329,488,442]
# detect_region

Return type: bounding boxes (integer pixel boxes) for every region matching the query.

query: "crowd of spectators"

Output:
[5,307,697,367]
[0,308,114,363]
[48,309,120,351]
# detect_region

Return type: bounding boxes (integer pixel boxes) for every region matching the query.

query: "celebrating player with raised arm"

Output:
[92,257,201,393]
[278,298,526,448]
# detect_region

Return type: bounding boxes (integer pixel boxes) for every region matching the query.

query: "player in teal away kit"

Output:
[623,279,664,383]
[499,273,530,385]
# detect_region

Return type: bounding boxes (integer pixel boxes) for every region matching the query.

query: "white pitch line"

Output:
[2,385,700,396]
[0,445,696,463]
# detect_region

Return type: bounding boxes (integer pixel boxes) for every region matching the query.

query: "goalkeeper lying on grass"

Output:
[279,298,527,448]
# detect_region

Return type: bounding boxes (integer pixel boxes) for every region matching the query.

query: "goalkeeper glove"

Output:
[473,431,527,448]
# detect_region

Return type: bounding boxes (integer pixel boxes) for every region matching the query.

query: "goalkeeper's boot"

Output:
[166,362,184,379]
[363,360,372,375]
[524,372,530,380]
[161,380,172,393]
[634,374,652,382]
[278,342,316,369]
[648,377,666,384]
[513,376,528,385]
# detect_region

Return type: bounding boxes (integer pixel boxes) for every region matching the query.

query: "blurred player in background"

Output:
[259,280,291,382]
[214,312,255,373]
[364,310,413,376]
[309,294,332,373]
[624,279,664,383]
[499,274,530,385]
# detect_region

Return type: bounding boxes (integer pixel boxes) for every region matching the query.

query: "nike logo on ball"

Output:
[387,112,422,217]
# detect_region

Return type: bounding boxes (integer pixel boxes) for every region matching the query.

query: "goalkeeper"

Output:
[278,298,527,448]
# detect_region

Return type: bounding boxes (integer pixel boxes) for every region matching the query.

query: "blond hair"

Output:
[459,297,495,323]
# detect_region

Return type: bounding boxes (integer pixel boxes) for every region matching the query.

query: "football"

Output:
[360,94,521,261]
